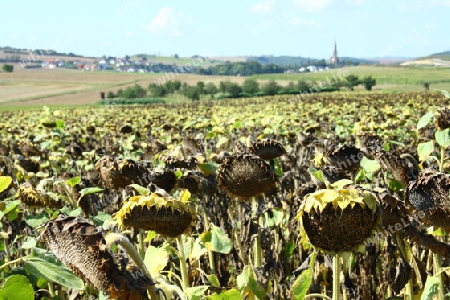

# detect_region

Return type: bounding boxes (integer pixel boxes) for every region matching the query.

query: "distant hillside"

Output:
[426,50,450,61]
[245,55,378,66]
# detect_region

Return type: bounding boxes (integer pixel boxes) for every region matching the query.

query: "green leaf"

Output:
[55,119,65,128]
[331,179,354,189]
[90,212,113,226]
[273,158,283,177]
[435,128,450,148]
[206,289,242,300]
[79,187,104,198]
[65,176,81,187]
[144,244,170,277]
[417,111,434,130]
[20,237,37,250]
[264,208,284,228]
[421,276,440,300]
[198,163,217,176]
[128,184,149,196]
[291,269,312,300]
[185,286,209,300]
[201,225,233,254]
[207,274,220,287]
[360,157,381,173]
[417,141,435,161]
[25,212,49,228]
[0,176,12,193]
[308,167,325,182]
[0,275,34,300]
[25,257,84,290]
[438,90,450,98]
[237,265,266,299]
[144,230,157,243]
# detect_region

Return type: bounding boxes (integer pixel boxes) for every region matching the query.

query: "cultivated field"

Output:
[0,65,449,108]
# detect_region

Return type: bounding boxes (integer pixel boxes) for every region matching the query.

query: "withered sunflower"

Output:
[297,188,378,252]
[217,154,278,199]
[436,106,450,130]
[17,182,62,209]
[115,190,196,237]
[250,138,286,161]
[405,171,450,231]
[95,156,150,189]
[40,215,152,299]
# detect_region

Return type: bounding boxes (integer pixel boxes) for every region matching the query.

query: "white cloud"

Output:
[293,0,332,11]
[249,0,276,14]
[290,17,322,29]
[146,7,192,37]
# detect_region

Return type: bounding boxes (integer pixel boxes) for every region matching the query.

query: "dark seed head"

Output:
[217,154,278,199]
[405,171,450,230]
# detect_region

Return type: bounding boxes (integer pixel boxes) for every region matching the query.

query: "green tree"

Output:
[242,78,260,95]
[148,83,167,97]
[295,80,310,92]
[262,80,281,95]
[164,80,181,93]
[2,64,13,72]
[225,82,242,98]
[362,76,376,91]
[345,75,360,91]
[204,82,218,96]
[183,86,200,101]
[107,91,115,99]
[196,81,205,94]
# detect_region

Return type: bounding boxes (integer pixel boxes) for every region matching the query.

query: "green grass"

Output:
[250,65,450,89]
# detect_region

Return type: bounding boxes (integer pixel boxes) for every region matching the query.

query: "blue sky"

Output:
[1,0,448,59]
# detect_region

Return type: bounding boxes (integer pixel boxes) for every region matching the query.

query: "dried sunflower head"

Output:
[297,188,378,253]
[376,151,418,186]
[217,154,278,199]
[115,190,196,237]
[250,139,286,161]
[321,145,362,174]
[95,156,150,189]
[405,171,450,231]
[436,106,450,130]
[357,133,383,160]
[17,182,62,209]
[40,215,151,299]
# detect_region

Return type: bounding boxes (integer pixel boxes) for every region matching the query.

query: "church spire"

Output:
[330,40,339,66]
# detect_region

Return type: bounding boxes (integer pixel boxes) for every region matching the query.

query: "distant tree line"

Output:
[105,75,377,102]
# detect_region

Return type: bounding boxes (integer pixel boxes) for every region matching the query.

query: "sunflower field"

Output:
[1,91,450,299]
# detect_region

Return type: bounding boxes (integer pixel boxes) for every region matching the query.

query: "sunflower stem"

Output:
[395,233,413,300]
[105,233,160,300]
[304,294,332,300]
[332,253,341,300]
[47,282,55,297]
[203,208,216,275]
[433,252,445,300]
[440,146,445,172]
[176,235,190,290]
[0,257,24,271]
[252,198,262,268]
[138,230,145,258]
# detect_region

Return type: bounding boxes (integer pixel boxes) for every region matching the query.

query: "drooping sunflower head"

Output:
[436,106,450,130]
[40,215,151,299]
[405,171,450,231]
[17,182,62,209]
[250,138,286,161]
[95,156,149,189]
[115,190,196,237]
[217,154,278,199]
[297,188,378,253]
